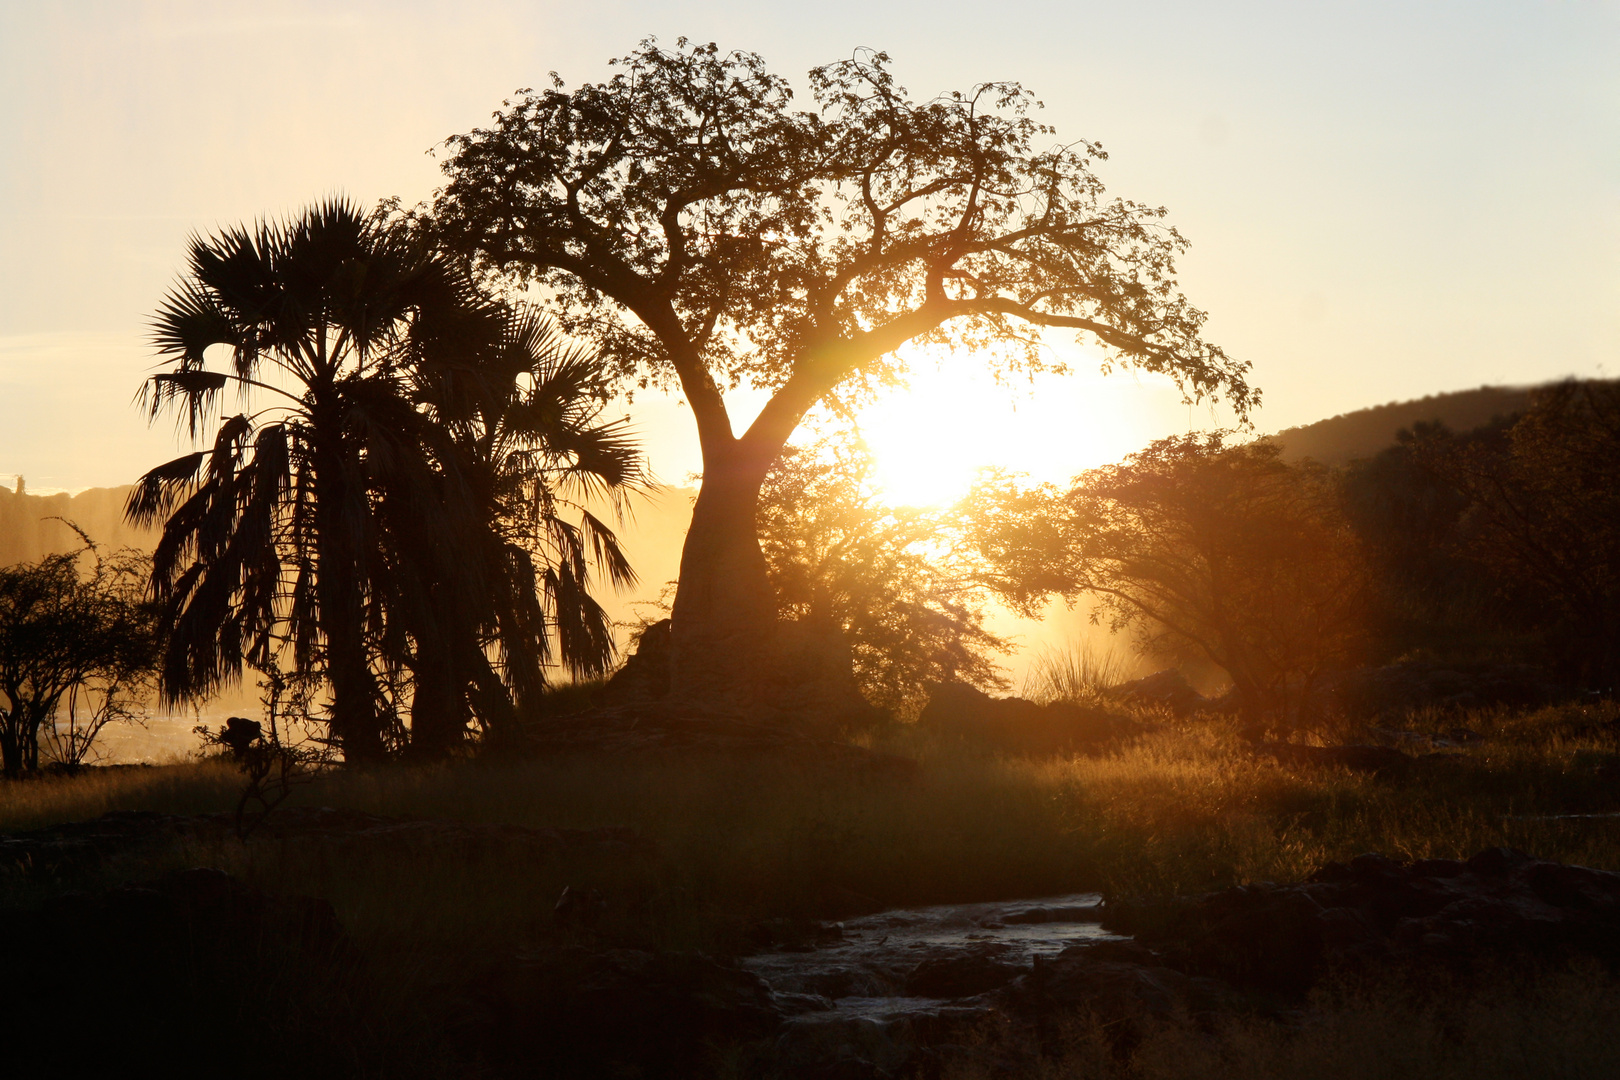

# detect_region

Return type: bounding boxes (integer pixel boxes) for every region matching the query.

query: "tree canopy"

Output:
[972,435,1370,723]
[435,40,1252,413]
[757,433,1009,715]
[1409,381,1620,685]
[431,38,1254,705]
[0,538,159,776]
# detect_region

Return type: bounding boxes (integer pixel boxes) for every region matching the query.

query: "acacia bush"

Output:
[0,538,159,776]
[971,434,1372,726]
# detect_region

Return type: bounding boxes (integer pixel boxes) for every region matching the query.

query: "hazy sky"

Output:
[2,0,1617,493]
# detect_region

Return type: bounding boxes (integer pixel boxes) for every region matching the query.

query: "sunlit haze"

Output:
[1,0,1615,681]
[857,357,1200,507]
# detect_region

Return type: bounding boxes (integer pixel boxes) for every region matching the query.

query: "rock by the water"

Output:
[1105,848,1620,995]
[451,947,780,1078]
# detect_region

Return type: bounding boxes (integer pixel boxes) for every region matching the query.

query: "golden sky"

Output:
[2,0,1616,496]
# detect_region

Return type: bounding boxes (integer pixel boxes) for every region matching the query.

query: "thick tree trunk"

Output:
[665,433,877,728]
[407,655,467,758]
[0,725,20,778]
[655,339,874,723]
[668,439,779,702]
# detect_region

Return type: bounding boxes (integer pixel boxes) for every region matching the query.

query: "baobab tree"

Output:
[432,39,1255,705]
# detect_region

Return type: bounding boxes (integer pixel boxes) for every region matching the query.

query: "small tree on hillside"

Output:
[973,434,1370,724]
[1411,381,1620,685]
[431,39,1254,706]
[757,433,1008,715]
[0,537,160,776]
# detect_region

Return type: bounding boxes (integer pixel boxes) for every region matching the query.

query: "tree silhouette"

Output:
[0,537,159,776]
[1410,381,1620,685]
[431,39,1254,707]
[393,313,641,753]
[973,435,1369,724]
[128,199,639,760]
[757,433,1008,715]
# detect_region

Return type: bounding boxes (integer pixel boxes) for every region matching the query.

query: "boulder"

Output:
[600,616,890,735]
[451,947,781,1078]
[601,617,674,702]
[1105,848,1620,996]
[1109,669,1209,716]
[920,682,1136,755]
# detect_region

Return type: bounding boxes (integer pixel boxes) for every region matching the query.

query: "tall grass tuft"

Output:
[1021,636,1134,706]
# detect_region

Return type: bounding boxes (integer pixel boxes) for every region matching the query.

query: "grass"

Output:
[9,700,1620,928]
[940,964,1620,1080]
[7,700,1620,1076]
[1021,636,1137,707]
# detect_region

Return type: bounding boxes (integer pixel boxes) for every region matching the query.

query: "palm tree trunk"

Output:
[407,630,471,757]
[313,438,386,763]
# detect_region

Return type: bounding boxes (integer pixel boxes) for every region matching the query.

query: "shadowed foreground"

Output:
[5,703,1620,1077]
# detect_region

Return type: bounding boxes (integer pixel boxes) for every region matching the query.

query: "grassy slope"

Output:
[1269,384,1540,466]
[8,703,1620,942]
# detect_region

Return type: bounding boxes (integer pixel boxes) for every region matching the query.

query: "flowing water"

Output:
[742,893,1121,1023]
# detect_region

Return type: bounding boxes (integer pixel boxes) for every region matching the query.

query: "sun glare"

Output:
[853,357,1188,508]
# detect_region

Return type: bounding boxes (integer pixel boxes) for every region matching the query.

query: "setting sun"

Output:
[854,355,1206,508]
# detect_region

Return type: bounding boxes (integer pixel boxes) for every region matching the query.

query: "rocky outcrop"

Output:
[920,682,1142,755]
[600,616,890,736]
[1109,669,1210,716]
[737,850,1620,1075]
[450,947,781,1079]
[1105,848,1620,996]
[602,617,675,702]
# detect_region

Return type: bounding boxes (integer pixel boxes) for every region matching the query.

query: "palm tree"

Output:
[385,312,642,754]
[128,198,641,760]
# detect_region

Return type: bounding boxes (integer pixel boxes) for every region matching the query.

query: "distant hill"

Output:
[0,484,158,566]
[0,479,696,637]
[1269,384,1544,466]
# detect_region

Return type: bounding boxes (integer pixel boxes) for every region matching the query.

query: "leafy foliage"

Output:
[1409,381,1620,684]
[0,534,160,776]
[431,38,1254,700]
[972,435,1371,722]
[1341,419,1514,660]
[128,198,642,760]
[757,433,1008,714]
[434,39,1253,407]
